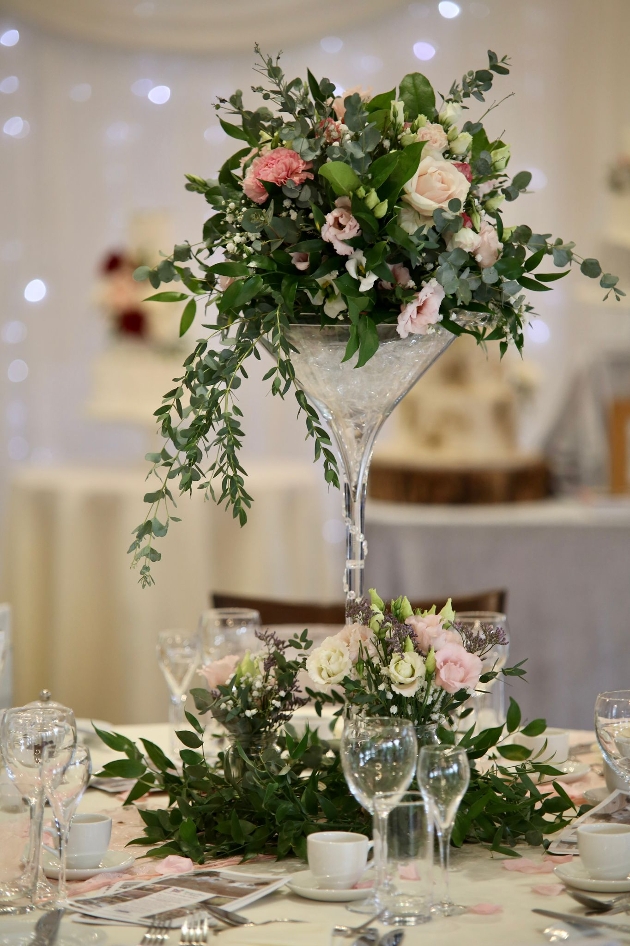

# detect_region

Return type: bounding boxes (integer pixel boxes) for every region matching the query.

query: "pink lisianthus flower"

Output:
[290,251,310,271]
[241,148,313,205]
[332,623,377,663]
[406,613,460,654]
[453,161,473,183]
[475,220,503,269]
[379,262,413,290]
[434,643,483,694]
[397,278,445,338]
[199,654,239,690]
[321,197,362,256]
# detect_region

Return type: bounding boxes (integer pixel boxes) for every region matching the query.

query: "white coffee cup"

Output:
[514,728,570,764]
[45,813,112,870]
[578,823,630,880]
[307,831,373,890]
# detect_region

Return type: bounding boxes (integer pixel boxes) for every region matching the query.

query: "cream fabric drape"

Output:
[0,0,408,53]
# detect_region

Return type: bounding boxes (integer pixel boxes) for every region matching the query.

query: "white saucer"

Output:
[539,761,591,784]
[0,921,104,946]
[42,849,134,881]
[287,869,371,902]
[555,861,630,893]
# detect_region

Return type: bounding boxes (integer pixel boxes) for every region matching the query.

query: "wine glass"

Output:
[43,745,92,905]
[417,745,470,916]
[157,629,202,758]
[198,608,261,664]
[340,717,417,914]
[595,691,630,786]
[455,611,509,728]
[0,705,76,910]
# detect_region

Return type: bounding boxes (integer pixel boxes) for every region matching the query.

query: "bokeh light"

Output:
[438,1,461,17]
[148,85,170,104]
[131,78,154,97]
[413,41,436,61]
[526,320,551,344]
[8,359,28,382]
[0,29,19,47]
[320,36,343,54]
[2,320,27,344]
[0,76,18,94]
[24,279,46,302]
[3,116,30,138]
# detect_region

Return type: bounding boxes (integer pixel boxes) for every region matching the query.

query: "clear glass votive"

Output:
[375,790,433,926]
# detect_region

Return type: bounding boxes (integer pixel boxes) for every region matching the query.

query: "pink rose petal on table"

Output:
[468,903,503,915]
[71,871,130,893]
[353,879,374,889]
[547,855,573,864]
[398,862,421,881]
[531,884,565,897]
[155,855,194,875]
[502,858,554,874]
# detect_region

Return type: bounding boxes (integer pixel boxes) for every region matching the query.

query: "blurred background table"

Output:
[6,462,341,723]
[365,495,630,730]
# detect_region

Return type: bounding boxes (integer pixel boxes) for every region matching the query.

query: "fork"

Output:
[180,914,209,945]
[139,920,172,944]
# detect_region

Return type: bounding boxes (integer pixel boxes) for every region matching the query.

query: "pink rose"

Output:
[416,122,448,155]
[453,161,473,183]
[397,278,445,338]
[332,86,371,121]
[434,643,483,694]
[332,623,377,663]
[321,196,362,256]
[199,654,239,690]
[380,262,412,290]
[290,251,310,272]
[406,614,460,654]
[402,154,470,221]
[218,275,235,291]
[474,220,502,269]
[242,148,313,205]
[318,117,344,143]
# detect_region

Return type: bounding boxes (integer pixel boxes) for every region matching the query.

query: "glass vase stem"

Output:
[372,807,390,907]
[434,821,452,908]
[25,791,45,900]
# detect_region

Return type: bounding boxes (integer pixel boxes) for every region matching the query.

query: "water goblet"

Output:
[157,629,202,759]
[455,611,510,728]
[198,608,261,664]
[417,744,469,916]
[0,705,76,910]
[340,717,417,914]
[43,745,92,905]
[595,691,630,786]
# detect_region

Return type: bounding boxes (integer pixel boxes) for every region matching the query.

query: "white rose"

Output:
[446,226,481,254]
[306,637,352,686]
[438,102,463,128]
[402,155,470,221]
[386,651,426,697]
[475,220,502,269]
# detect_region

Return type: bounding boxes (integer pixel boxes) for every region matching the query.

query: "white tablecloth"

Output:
[0,724,606,946]
[365,496,630,730]
[4,463,341,723]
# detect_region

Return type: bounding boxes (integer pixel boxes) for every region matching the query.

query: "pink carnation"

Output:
[199,654,239,690]
[242,148,313,205]
[397,278,445,338]
[290,251,310,271]
[380,262,412,290]
[434,643,483,694]
[453,161,473,183]
[406,614,460,654]
[321,197,362,256]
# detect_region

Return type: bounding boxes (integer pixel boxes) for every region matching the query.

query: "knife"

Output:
[201,902,250,927]
[31,908,64,946]
[533,907,630,935]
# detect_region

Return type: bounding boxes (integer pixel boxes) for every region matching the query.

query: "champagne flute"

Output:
[417,745,469,916]
[340,717,417,914]
[43,745,92,905]
[0,706,76,909]
[595,691,630,784]
[157,629,202,758]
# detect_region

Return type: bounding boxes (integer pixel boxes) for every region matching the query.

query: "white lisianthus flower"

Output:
[446,226,481,254]
[306,637,352,686]
[323,290,347,319]
[438,101,463,128]
[345,250,379,292]
[398,204,425,235]
[386,650,426,697]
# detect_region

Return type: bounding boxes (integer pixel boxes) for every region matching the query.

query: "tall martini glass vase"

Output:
[280,324,455,614]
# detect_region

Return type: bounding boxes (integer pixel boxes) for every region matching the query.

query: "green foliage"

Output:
[399,72,436,120]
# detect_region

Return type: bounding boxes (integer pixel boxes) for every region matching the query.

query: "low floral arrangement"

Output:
[128,48,622,585]
[96,591,586,862]
[305,590,508,728]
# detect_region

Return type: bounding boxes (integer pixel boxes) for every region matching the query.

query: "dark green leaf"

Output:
[145,292,189,303]
[520,719,547,737]
[581,258,602,279]
[219,117,251,143]
[399,72,436,120]
[179,298,196,337]
[176,730,204,749]
[506,697,521,733]
[318,162,362,196]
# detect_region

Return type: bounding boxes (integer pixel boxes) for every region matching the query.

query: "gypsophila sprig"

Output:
[130,48,623,583]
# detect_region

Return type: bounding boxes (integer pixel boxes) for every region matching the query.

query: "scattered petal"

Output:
[468,902,503,915]
[399,863,421,881]
[155,855,194,874]
[502,857,554,874]
[531,883,565,897]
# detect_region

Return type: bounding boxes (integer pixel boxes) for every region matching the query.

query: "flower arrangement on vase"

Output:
[128,48,621,585]
[305,590,507,729]
[95,591,585,861]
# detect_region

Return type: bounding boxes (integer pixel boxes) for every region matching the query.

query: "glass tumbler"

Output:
[376,790,433,926]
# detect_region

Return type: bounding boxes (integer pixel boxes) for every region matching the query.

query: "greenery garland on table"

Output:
[96,594,589,861]
[127,48,622,586]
